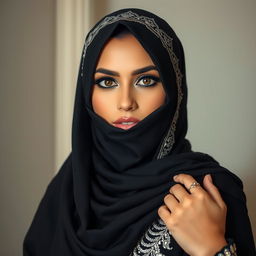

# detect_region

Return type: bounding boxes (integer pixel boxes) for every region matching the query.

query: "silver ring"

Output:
[188,182,200,192]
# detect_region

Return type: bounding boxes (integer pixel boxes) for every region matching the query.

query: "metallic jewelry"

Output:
[188,181,200,192]
[215,238,237,256]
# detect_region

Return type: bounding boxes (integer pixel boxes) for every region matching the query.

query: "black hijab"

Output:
[23,8,255,256]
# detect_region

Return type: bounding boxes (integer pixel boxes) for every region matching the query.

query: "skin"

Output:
[91,34,166,125]
[91,34,228,256]
[158,174,228,256]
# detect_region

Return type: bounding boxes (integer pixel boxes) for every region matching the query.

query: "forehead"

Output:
[95,34,155,69]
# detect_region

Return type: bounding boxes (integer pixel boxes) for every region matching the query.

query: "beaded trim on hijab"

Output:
[81,10,184,156]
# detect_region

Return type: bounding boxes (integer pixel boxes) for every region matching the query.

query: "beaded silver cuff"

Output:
[215,238,237,256]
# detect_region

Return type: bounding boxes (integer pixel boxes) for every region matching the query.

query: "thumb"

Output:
[203,174,225,207]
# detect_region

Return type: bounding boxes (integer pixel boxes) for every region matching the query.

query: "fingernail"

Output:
[173,175,178,181]
[207,174,212,182]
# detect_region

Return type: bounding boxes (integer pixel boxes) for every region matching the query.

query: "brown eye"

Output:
[142,78,151,85]
[136,75,160,87]
[104,80,114,86]
[95,77,118,88]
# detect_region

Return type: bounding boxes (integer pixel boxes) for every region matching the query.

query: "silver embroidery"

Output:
[81,11,183,156]
[129,218,173,256]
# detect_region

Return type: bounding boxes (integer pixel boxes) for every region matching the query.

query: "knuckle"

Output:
[171,184,182,192]
[158,206,165,216]
[184,198,193,208]
[195,191,206,200]
[158,205,169,218]
[182,194,190,201]
[164,194,171,203]
[166,216,176,229]
[174,206,183,216]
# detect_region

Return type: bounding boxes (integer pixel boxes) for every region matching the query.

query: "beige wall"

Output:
[0,1,255,255]
[0,0,55,255]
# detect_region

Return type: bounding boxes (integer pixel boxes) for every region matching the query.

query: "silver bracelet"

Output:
[215,238,237,256]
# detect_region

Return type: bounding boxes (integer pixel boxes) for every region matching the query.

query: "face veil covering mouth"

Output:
[23,8,256,256]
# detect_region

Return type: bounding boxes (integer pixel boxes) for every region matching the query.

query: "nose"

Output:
[117,84,138,111]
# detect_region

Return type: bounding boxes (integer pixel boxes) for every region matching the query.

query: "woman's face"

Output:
[91,34,166,130]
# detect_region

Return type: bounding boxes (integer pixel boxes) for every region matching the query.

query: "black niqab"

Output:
[23,8,256,256]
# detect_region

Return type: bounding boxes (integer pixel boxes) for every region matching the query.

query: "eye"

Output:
[95,77,118,89]
[135,75,160,87]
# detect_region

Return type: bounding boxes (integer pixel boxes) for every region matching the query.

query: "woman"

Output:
[23,8,255,256]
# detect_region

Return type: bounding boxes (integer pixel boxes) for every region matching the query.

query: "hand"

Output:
[158,174,228,256]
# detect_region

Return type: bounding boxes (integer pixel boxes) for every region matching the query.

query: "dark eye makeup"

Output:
[94,75,161,89]
[135,75,160,87]
[94,76,118,88]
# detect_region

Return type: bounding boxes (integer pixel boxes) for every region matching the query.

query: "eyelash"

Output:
[94,75,160,89]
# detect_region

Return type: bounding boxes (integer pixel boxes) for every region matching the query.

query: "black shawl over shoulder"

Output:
[23,8,256,256]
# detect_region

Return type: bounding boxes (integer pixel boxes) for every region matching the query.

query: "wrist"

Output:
[213,238,237,256]
[196,237,228,256]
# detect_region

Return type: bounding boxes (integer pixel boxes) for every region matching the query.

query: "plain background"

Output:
[0,0,255,255]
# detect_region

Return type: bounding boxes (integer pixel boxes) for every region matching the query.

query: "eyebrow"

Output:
[95,65,158,76]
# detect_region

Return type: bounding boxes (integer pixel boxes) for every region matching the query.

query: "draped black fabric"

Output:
[23,8,256,256]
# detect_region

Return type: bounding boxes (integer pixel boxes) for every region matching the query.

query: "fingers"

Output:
[173,173,226,210]
[164,193,179,212]
[169,184,190,202]
[173,174,204,194]
[203,174,227,209]
[158,205,171,220]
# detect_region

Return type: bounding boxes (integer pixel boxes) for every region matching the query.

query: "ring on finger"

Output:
[188,182,200,192]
